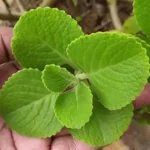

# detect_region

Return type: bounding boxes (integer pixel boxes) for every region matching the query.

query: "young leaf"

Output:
[134,0,150,36]
[0,69,63,137]
[123,16,141,35]
[12,7,84,70]
[67,32,150,110]
[69,100,133,147]
[54,82,93,129]
[42,64,78,92]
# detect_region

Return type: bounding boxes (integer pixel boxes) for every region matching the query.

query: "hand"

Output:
[0,27,150,150]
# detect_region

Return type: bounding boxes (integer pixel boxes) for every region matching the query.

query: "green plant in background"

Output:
[123,15,141,35]
[0,0,150,147]
[123,0,150,82]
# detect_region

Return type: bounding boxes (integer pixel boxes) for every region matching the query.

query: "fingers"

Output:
[12,131,51,150]
[134,83,150,109]
[55,128,70,137]
[0,61,18,88]
[51,135,99,150]
[0,116,17,150]
[0,27,14,64]
[0,27,21,89]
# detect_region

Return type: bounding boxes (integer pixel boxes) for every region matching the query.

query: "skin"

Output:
[0,27,150,150]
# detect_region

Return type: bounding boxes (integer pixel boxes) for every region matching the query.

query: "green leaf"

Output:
[124,33,150,62]
[124,33,150,82]
[137,35,150,46]
[42,64,78,92]
[54,82,93,129]
[135,38,150,60]
[67,32,150,110]
[12,7,84,70]
[0,69,63,137]
[134,0,150,36]
[134,37,150,82]
[123,16,141,35]
[125,34,150,82]
[69,99,133,147]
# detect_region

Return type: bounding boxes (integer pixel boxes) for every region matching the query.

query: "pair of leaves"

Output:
[0,7,149,147]
[42,64,93,129]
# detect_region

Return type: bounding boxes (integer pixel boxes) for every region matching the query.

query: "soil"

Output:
[0,0,150,150]
[0,0,133,33]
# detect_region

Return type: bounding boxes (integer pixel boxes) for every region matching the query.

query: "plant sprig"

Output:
[0,2,150,147]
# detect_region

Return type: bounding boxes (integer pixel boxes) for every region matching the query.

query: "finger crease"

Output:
[10,130,18,150]
[11,60,19,71]
[72,138,79,150]
[0,123,6,132]
[0,35,11,62]
[49,136,54,150]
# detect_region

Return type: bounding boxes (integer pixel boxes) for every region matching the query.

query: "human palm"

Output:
[0,27,150,150]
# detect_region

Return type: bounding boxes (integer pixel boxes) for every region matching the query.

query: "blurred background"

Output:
[0,0,150,149]
[0,0,133,33]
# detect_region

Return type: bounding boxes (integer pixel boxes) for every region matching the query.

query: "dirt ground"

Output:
[0,0,150,150]
[0,0,133,32]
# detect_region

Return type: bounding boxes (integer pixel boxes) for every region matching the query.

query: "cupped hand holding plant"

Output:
[0,27,150,150]
[0,0,150,149]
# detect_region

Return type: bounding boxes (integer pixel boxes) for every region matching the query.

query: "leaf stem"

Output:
[107,0,122,30]
[75,73,88,80]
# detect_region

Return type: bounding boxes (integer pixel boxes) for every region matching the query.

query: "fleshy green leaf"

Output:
[123,16,141,35]
[0,69,63,137]
[126,35,150,82]
[134,37,150,61]
[42,64,78,92]
[67,32,149,110]
[12,7,84,70]
[137,35,150,46]
[124,33,150,82]
[134,37,150,82]
[134,0,150,36]
[69,99,133,147]
[54,82,93,129]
